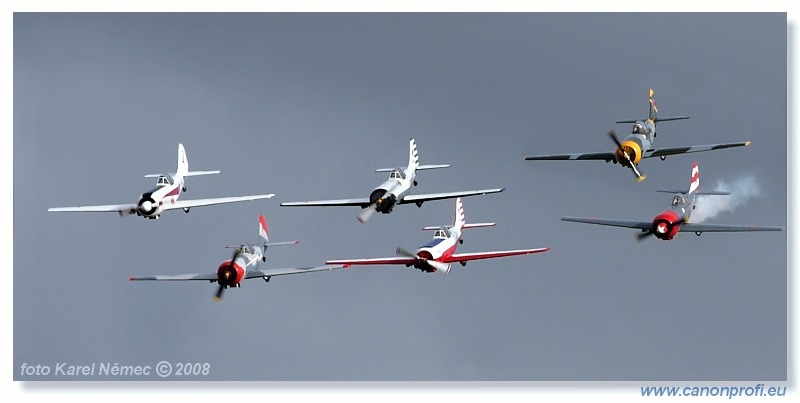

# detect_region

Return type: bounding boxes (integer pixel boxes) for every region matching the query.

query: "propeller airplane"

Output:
[326,197,550,273]
[130,214,346,301]
[48,143,275,219]
[280,138,505,223]
[561,162,783,241]
[524,89,750,181]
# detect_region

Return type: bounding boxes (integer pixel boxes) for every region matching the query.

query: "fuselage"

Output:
[369,168,415,213]
[216,244,263,288]
[650,193,694,240]
[617,120,655,167]
[413,226,460,272]
[136,174,184,218]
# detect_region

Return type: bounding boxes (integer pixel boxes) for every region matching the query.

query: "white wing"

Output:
[400,188,505,205]
[281,198,371,207]
[48,204,138,215]
[163,194,275,210]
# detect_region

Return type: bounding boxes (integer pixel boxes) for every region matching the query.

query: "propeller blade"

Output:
[213,284,224,302]
[635,231,654,242]
[608,130,645,181]
[395,247,449,273]
[357,204,377,223]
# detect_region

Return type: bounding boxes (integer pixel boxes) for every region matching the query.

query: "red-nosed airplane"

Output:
[48,143,275,219]
[281,138,505,223]
[561,162,783,241]
[326,197,550,273]
[524,89,750,181]
[130,214,346,301]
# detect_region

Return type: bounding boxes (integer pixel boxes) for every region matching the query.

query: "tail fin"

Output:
[453,197,465,230]
[176,143,189,178]
[648,88,658,122]
[407,138,419,171]
[258,214,269,246]
[688,162,699,196]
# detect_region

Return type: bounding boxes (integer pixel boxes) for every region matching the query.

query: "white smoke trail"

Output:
[692,175,761,223]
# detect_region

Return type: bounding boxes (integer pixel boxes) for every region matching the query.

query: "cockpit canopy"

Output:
[632,122,646,134]
[671,194,686,206]
[155,175,174,187]
[433,227,451,239]
[389,170,406,180]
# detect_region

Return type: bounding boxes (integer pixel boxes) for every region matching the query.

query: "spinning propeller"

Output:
[395,247,450,273]
[357,182,402,223]
[635,217,686,242]
[608,130,646,182]
[214,247,242,302]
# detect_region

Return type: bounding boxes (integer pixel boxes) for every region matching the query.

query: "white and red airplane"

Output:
[326,197,550,273]
[48,143,275,219]
[281,138,505,223]
[561,162,783,241]
[130,214,346,301]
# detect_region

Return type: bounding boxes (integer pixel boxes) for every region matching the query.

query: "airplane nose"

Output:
[141,201,151,211]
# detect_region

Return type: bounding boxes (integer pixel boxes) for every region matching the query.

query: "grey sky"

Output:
[13,12,787,385]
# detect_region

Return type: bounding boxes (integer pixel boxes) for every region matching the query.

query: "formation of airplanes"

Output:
[524,89,750,181]
[326,197,550,273]
[47,89,784,301]
[48,143,275,220]
[280,138,505,223]
[561,162,783,241]
[130,214,345,301]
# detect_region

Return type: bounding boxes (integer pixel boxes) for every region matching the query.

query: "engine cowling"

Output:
[369,188,397,213]
[217,261,245,287]
[651,210,682,240]
[137,194,158,216]
[615,139,643,167]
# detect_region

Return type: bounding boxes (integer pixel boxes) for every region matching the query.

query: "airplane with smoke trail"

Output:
[561,162,782,241]
[524,89,750,181]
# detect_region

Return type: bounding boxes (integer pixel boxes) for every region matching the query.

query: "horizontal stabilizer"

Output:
[145,170,220,178]
[615,116,690,124]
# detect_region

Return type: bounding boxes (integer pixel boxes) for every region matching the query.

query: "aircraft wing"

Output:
[642,142,749,159]
[524,152,616,162]
[165,194,275,210]
[679,223,783,233]
[325,257,418,266]
[130,273,218,281]
[561,216,652,230]
[48,204,138,215]
[245,264,347,278]
[280,198,371,208]
[442,247,550,264]
[400,188,505,205]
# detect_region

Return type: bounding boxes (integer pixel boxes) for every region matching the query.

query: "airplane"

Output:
[325,197,550,273]
[561,162,783,241]
[130,214,346,301]
[281,138,505,223]
[48,143,275,219]
[524,89,750,181]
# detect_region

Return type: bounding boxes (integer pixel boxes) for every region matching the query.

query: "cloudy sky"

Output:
[11,11,788,389]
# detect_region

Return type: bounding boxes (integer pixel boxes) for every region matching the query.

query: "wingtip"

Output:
[129,277,136,281]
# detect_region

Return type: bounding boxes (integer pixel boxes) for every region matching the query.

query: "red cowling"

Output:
[217,261,245,286]
[651,210,682,240]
